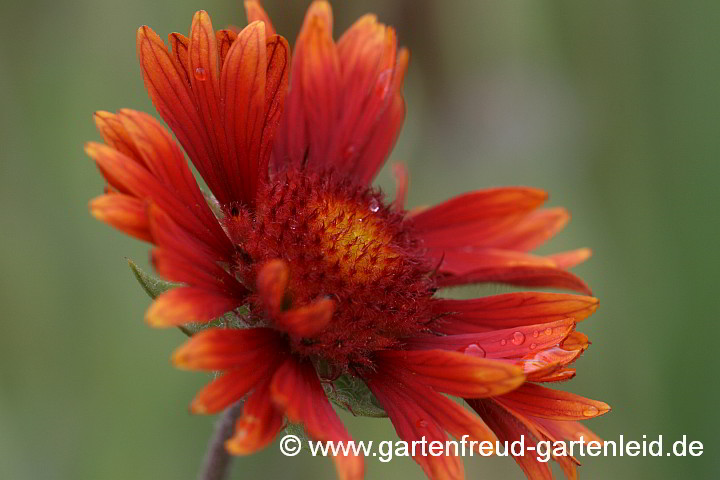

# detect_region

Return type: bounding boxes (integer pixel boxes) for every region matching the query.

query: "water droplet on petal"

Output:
[511,331,525,345]
[545,327,553,336]
[529,343,537,350]
[532,330,539,338]
[463,343,486,358]
[342,144,357,161]
[194,67,207,81]
[583,406,599,417]
[369,198,380,213]
[500,339,507,346]
[416,419,428,428]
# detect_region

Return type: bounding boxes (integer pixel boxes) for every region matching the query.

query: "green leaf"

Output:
[324,374,387,418]
[283,422,310,442]
[127,258,181,299]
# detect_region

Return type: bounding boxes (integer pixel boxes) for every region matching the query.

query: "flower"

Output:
[86,1,609,479]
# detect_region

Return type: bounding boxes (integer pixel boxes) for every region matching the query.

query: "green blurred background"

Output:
[1,0,718,478]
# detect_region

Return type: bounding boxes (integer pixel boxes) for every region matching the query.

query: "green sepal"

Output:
[128,258,181,299]
[324,374,387,418]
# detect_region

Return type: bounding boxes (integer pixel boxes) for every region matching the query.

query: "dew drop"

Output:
[369,198,380,213]
[511,331,525,345]
[545,327,553,336]
[463,343,486,358]
[194,66,207,81]
[532,330,539,338]
[583,406,599,417]
[342,144,357,161]
[416,419,428,428]
[500,339,507,346]
[529,343,537,350]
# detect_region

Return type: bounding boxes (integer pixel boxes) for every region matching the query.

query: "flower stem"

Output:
[197,400,244,480]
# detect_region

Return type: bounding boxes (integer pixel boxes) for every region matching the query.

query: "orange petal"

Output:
[432,292,598,334]
[377,349,525,398]
[168,32,191,85]
[188,11,234,199]
[468,399,553,480]
[354,92,405,185]
[498,384,610,420]
[392,163,409,211]
[172,327,283,370]
[271,357,364,480]
[225,377,284,454]
[255,259,289,315]
[146,287,242,327]
[548,248,593,269]
[277,298,335,338]
[89,194,151,242]
[93,111,142,162]
[220,21,267,205]
[216,29,238,66]
[298,15,341,166]
[375,368,497,447]
[244,0,276,37]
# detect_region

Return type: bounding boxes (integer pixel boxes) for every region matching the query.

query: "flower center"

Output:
[227,169,436,369]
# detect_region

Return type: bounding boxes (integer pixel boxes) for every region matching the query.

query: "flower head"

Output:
[87,2,609,479]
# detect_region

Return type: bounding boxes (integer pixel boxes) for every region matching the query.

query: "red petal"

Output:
[432,292,598,334]
[259,35,290,185]
[89,194,151,242]
[478,207,570,252]
[190,363,278,414]
[189,11,232,205]
[329,15,398,179]
[255,259,289,315]
[271,357,364,480]
[277,298,335,338]
[366,375,464,480]
[498,384,610,420]
[410,187,547,236]
[146,287,242,327]
[437,262,592,295]
[468,399,553,480]
[151,247,244,297]
[407,318,575,359]
[522,346,585,380]
[136,26,222,204]
[377,349,525,398]
[168,32,191,86]
[85,142,231,258]
[374,367,497,445]
[220,21,266,205]
[299,15,342,167]
[243,0,276,37]
[225,377,284,454]
[172,327,283,370]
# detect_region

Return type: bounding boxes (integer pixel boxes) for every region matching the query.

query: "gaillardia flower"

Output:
[87,2,609,479]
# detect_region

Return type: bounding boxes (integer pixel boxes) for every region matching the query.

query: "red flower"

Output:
[87,2,609,479]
